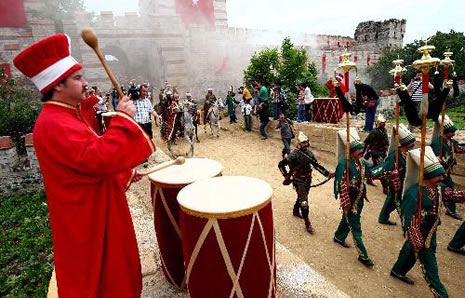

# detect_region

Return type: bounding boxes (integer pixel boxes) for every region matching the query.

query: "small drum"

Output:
[101,111,116,134]
[149,158,223,289]
[178,176,276,298]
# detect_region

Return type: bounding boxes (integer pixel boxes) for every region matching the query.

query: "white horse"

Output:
[205,98,224,137]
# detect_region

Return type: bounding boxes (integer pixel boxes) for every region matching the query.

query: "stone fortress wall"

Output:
[0,0,406,100]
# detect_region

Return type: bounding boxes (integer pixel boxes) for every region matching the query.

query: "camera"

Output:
[128,83,140,100]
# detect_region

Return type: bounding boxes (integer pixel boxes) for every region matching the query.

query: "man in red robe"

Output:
[13,34,156,297]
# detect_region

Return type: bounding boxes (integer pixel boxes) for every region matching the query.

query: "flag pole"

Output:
[439,50,455,160]
[389,59,407,169]
[412,41,440,231]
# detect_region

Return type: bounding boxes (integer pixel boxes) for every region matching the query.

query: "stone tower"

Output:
[354,19,406,49]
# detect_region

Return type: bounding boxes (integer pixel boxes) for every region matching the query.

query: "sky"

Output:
[83,0,465,44]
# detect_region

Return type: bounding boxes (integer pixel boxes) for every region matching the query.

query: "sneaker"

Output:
[378,220,397,226]
[447,245,465,255]
[333,237,350,248]
[261,136,268,140]
[390,270,414,285]
[358,256,374,267]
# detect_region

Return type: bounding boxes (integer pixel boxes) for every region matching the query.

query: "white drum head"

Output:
[148,158,223,187]
[101,112,117,117]
[177,176,273,218]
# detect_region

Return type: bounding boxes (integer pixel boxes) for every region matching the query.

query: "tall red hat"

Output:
[13,34,82,94]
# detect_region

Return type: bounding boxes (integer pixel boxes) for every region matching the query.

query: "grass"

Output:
[387,105,465,130]
[0,191,53,297]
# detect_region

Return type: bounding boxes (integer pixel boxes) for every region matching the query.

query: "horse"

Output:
[167,102,196,157]
[205,98,224,137]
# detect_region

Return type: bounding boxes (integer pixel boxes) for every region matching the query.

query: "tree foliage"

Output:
[367,30,465,90]
[243,37,328,119]
[0,68,42,154]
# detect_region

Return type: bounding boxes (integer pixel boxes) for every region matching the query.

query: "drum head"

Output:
[178,176,272,218]
[148,158,223,187]
[101,112,117,117]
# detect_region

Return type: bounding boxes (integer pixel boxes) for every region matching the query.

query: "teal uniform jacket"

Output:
[225,95,240,116]
[431,136,465,188]
[334,158,371,211]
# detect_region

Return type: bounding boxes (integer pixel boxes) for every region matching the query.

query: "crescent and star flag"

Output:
[176,0,215,27]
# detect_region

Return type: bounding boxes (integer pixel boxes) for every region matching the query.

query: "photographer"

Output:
[132,84,158,140]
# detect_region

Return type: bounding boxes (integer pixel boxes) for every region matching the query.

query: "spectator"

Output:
[242,98,253,131]
[256,81,270,139]
[302,82,314,122]
[133,84,158,140]
[276,113,295,158]
[297,85,305,122]
[354,78,379,132]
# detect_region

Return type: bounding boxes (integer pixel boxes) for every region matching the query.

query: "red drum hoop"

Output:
[178,176,277,298]
[148,158,223,289]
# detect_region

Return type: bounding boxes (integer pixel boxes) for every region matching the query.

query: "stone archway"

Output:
[101,44,130,84]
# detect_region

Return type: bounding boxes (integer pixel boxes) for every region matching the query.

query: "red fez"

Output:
[13,34,82,94]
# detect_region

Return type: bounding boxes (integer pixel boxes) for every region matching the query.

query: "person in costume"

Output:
[363,114,390,192]
[390,147,465,297]
[448,221,465,255]
[185,92,201,142]
[164,94,181,142]
[13,34,155,297]
[225,88,240,123]
[371,124,416,225]
[333,128,375,267]
[278,131,334,234]
[203,87,217,127]
[431,114,465,220]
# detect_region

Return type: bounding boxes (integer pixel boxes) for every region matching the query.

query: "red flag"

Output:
[175,0,215,27]
[0,0,27,27]
[321,56,326,74]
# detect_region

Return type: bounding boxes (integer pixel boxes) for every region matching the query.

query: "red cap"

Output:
[13,34,82,94]
[336,73,344,82]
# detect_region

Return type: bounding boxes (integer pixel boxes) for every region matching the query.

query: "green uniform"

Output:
[371,150,407,223]
[449,221,465,250]
[431,136,465,214]
[334,158,371,260]
[392,184,465,298]
[225,95,239,116]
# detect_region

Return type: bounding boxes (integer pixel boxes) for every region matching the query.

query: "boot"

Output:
[293,205,302,218]
[304,218,313,234]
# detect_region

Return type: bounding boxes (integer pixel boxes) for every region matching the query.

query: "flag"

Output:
[175,0,215,27]
[0,0,27,27]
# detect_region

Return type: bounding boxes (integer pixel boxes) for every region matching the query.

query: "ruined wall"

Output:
[0,0,405,99]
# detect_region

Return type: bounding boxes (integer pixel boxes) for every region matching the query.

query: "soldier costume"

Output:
[390,147,465,297]
[278,132,332,234]
[431,115,465,220]
[203,88,217,126]
[363,114,390,192]
[371,124,416,225]
[333,128,375,267]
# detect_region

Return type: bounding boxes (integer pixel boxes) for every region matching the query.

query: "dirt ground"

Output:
[141,119,465,298]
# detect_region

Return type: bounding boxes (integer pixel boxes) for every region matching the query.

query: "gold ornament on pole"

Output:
[412,39,440,243]
[337,49,357,212]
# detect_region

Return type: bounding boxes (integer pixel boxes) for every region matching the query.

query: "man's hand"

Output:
[328,171,335,179]
[133,171,143,183]
[117,95,136,116]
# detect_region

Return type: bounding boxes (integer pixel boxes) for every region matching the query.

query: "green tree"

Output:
[0,68,42,154]
[367,30,465,90]
[243,37,328,119]
[32,0,86,33]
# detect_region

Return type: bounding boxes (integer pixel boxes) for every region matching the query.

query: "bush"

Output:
[0,191,53,297]
[0,67,42,154]
[243,37,328,120]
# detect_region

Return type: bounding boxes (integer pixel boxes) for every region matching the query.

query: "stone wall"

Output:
[1,0,405,100]
[0,134,43,196]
